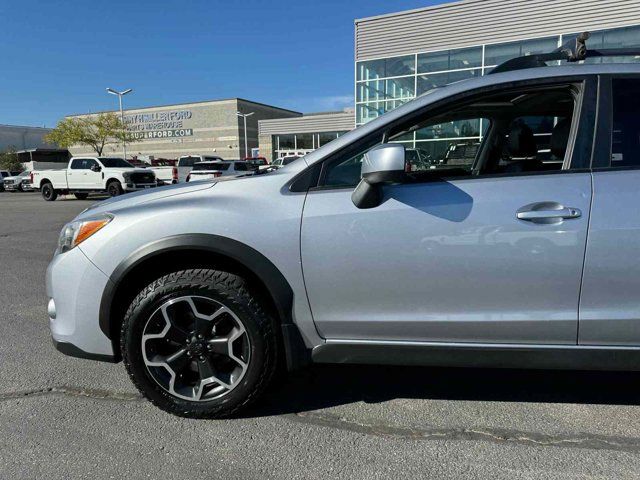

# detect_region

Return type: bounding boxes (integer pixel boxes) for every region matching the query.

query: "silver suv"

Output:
[47,37,640,417]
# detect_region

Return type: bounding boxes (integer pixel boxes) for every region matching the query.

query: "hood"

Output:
[114,167,153,174]
[78,181,216,218]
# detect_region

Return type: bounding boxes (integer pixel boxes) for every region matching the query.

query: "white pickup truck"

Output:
[31,157,157,201]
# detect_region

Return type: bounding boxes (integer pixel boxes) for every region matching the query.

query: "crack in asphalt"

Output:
[0,386,143,402]
[291,411,640,453]
[3,387,640,453]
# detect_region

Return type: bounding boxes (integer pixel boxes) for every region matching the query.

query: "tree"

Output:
[45,113,135,156]
[0,147,22,171]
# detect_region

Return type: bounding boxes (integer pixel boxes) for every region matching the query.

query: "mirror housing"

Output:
[352,143,407,209]
[91,164,102,172]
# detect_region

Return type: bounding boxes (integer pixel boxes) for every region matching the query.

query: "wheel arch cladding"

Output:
[99,234,309,369]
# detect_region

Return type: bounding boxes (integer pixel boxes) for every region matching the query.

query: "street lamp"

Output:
[236,111,254,159]
[106,87,133,160]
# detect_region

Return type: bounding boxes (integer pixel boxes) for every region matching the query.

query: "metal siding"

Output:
[259,112,355,135]
[355,0,640,60]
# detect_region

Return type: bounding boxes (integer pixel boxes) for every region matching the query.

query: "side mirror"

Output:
[91,164,102,172]
[352,143,407,209]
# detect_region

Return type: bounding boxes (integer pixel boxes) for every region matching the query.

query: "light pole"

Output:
[106,87,133,159]
[236,111,254,159]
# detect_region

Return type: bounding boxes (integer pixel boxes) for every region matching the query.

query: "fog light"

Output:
[47,298,56,319]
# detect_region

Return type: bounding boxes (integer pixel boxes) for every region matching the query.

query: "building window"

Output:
[296,133,314,150]
[483,36,559,68]
[356,25,640,126]
[416,69,481,95]
[278,134,295,150]
[319,132,340,146]
[417,46,482,72]
[357,55,415,81]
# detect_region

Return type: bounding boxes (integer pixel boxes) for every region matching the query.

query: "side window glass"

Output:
[402,118,487,173]
[611,79,640,167]
[85,159,98,170]
[321,85,577,188]
[70,159,83,169]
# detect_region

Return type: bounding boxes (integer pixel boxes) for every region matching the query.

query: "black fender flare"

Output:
[99,233,308,369]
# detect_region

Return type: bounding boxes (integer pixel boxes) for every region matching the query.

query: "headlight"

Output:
[57,214,113,254]
[123,172,132,180]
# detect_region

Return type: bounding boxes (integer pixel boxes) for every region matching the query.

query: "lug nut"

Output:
[186,351,192,357]
[199,355,205,361]
[198,334,203,339]
[186,339,191,344]
[207,345,212,351]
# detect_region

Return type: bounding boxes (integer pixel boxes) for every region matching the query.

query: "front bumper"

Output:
[46,246,116,361]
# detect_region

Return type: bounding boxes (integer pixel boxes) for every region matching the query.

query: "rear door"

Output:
[67,158,85,189]
[579,76,640,345]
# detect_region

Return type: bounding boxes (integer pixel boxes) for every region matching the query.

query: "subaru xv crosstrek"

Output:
[47,37,640,417]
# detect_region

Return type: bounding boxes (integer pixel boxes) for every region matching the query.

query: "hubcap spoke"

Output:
[207,337,230,356]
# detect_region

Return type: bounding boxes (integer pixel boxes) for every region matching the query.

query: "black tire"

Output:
[107,180,123,197]
[74,193,89,200]
[121,269,278,418]
[41,183,57,201]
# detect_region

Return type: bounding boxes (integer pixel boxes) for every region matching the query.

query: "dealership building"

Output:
[0,124,53,152]
[67,98,301,160]
[353,0,640,154]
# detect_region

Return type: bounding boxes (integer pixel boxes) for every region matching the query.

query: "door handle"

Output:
[516,202,582,224]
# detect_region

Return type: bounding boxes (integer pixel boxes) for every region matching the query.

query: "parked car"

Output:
[186,160,258,182]
[0,170,22,192]
[32,157,157,201]
[271,156,299,168]
[176,155,223,183]
[3,171,33,192]
[47,34,640,418]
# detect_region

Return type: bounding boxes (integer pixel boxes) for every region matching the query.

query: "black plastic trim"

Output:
[52,338,117,363]
[312,342,640,371]
[98,233,308,370]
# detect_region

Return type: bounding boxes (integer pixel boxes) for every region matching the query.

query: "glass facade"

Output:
[272,131,347,158]
[355,25,640,128]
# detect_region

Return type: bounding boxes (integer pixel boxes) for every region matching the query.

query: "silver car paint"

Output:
[48,62,640,360]
[579,169,640,345]
[301,173,591,344]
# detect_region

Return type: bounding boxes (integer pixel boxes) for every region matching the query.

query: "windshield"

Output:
[99,158,134,168]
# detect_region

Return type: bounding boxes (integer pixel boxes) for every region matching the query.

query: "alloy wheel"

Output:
[141,296,250,402]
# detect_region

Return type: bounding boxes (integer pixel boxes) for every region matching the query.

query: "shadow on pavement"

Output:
[243,364,640,418]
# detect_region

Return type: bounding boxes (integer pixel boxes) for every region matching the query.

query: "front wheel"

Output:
[41,183,57,201]
[121,269,278,418]
[107,180,123,197]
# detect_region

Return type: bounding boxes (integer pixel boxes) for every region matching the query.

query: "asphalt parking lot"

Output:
[2,192,640,479]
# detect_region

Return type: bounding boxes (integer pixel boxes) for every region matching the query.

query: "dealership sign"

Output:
[124,109,194,140]
[132,129,193,140]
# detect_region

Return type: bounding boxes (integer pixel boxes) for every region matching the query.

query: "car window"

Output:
[70,159,84,169]
[322,84,577,187]
[82,159,98,170]
[234,162,248,171]
[99,158,133,168]
[178,156,199,167]
[610,78,640,168]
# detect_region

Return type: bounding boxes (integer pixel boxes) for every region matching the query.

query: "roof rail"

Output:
[490,32,640,74]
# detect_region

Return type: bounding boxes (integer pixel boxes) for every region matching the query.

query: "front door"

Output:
[301,80,595,345]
